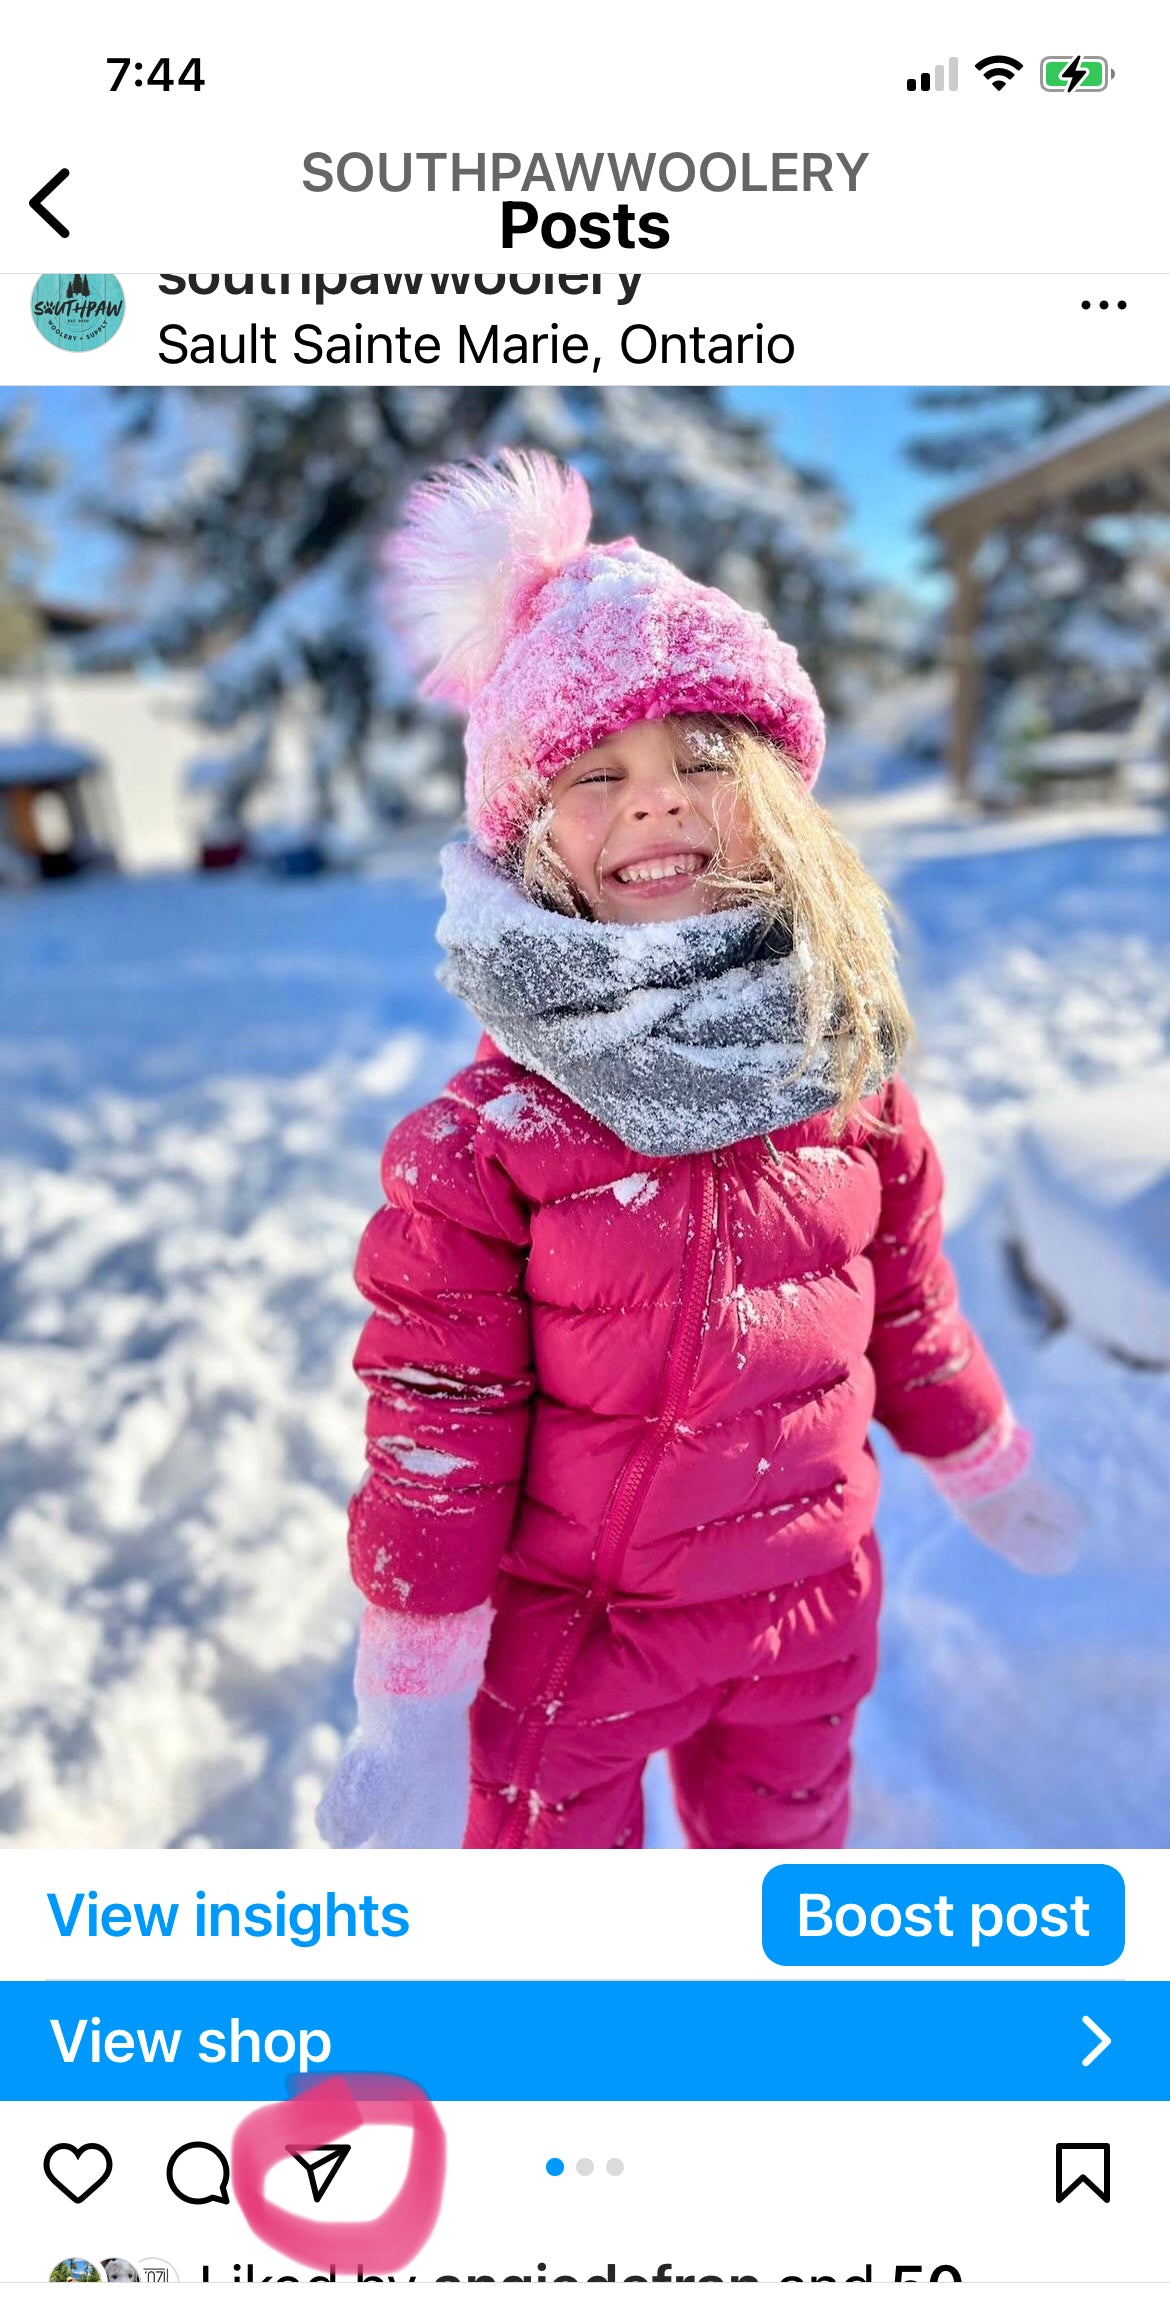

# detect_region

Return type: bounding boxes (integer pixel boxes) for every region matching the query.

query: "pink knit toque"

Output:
[389,448,826,858]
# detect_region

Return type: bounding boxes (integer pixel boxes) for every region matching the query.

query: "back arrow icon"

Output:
[1081,2016,1111,2067]
[30,169,70,238]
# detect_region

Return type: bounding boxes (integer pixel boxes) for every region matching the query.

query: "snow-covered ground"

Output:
[829,781,1170,1847]
[2,783,1168,1848]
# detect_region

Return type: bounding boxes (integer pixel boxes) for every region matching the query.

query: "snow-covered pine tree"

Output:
[80,386,904,825]
[906,387,1133,476]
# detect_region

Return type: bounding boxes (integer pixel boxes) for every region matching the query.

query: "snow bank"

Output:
[0,853,465,1846]
[1009,1067,1170,1367]
[832,784,1170,1846]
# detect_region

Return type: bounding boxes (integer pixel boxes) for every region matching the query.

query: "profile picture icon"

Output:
[48,2258,103,2282]
[102,2258,140,2281]
[30,271,126,351]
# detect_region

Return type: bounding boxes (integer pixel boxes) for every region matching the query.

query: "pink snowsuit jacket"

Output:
[348,1033,1006,1849]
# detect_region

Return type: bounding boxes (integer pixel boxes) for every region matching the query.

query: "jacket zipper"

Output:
[497,1152,718,1846]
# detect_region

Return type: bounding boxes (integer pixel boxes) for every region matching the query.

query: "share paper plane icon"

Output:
[287,2142,351,2203]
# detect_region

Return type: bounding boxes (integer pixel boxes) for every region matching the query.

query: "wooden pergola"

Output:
[927,389,1170,795]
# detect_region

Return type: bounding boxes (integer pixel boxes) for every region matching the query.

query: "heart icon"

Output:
[43,2142,113,2203]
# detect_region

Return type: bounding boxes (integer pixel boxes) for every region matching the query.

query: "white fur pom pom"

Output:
[389,449,592,706]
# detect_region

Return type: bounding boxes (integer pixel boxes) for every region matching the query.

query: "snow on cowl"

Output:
[435,839,897,1158]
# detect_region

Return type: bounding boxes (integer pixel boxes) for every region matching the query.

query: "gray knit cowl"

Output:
[435,840,896,1160]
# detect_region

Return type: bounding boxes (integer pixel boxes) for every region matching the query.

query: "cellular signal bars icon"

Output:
[907,58,959,92]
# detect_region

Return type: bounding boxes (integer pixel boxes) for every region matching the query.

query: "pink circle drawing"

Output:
[231,2073,446,2274]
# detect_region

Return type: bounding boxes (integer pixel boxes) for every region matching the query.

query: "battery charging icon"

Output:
[1041,54,1113,90]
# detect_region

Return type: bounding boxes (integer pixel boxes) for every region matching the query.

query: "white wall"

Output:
[0,667,199,871]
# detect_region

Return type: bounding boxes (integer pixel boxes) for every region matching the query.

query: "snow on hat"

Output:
[389,448,826,858]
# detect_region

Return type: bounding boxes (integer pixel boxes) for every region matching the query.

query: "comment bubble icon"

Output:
[166,2140,231,2205]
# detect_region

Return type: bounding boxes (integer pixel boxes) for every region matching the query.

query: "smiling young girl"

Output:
[317,449,1081,1851]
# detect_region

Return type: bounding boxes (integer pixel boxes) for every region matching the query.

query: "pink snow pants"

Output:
[466,1534,881,1849]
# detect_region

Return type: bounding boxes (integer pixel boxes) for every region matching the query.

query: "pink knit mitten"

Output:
[919,1411,1085,1577]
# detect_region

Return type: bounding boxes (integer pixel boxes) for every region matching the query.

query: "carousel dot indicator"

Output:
[546,2158,565,2177]
[606,2159,625,2176]
[576,2158,594,2175]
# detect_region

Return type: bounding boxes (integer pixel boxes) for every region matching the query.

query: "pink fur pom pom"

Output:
[388,448,593,707]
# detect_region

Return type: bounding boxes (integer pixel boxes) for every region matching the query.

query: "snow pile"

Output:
[836,790,1170,1847]
[374,1438,472,1479]
[610,1172,657,1208]
[0,855,465,1846]
[1009,1066,1170,1368]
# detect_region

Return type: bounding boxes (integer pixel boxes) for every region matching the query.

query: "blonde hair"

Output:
[510,714,914,1130]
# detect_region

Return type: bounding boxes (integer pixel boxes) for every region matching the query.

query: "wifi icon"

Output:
[976,53,1023,88]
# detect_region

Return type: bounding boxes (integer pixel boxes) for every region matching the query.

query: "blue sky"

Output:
[2,384,946,611]
[730,385,947,596]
